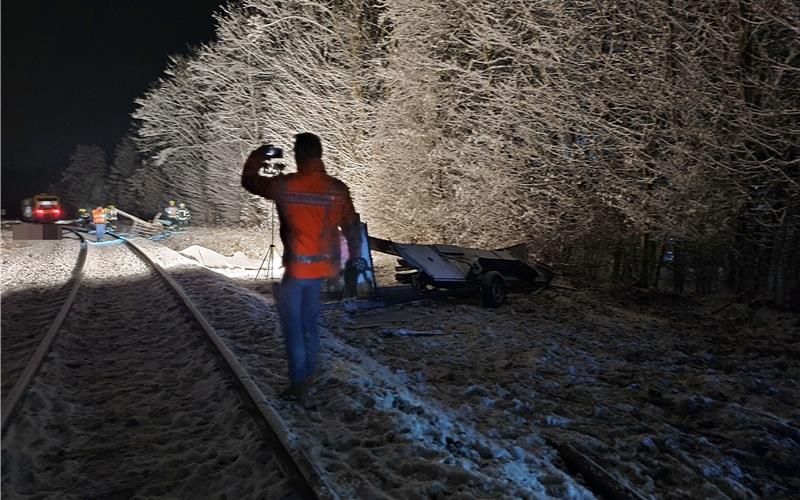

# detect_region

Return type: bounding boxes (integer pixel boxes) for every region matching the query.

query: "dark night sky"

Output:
[2,0,224,216]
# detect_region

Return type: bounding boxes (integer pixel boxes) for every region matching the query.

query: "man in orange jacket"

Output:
[91,205,107,242]
[242,132,361,399]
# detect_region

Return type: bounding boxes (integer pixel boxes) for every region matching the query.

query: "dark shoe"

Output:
[279,382,308,401]
[279,373,321,400]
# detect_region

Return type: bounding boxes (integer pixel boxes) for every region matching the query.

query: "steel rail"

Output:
[2,229,337,498]
[115,234,339,500]
[1,228,88,432]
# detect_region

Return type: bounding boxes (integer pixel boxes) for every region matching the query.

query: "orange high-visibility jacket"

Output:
[91,208,106,225]
[242,155,360,279]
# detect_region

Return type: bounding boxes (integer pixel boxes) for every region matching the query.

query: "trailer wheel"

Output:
[480,271,506,308]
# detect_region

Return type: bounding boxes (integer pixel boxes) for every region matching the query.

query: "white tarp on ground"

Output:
[179,245,264,269]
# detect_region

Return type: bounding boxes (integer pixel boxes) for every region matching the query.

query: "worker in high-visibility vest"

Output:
[91,206,107,242]
[77,208,90,229]
[241,133,361,400]
[175,202,191,230]
[163,200,178,228]
[104,204,118,231]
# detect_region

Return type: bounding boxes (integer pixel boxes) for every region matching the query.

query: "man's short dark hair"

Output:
[294,132,322,163]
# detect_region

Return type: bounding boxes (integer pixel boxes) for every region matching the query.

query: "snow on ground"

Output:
[323,293,799,498]
[137,234,590,497]
[157,227,800,498]
[2,225,798,498]
[1,226,81,294]
[156,226,279,262]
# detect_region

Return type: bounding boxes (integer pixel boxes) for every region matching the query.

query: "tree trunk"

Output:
[652,239,667,290]
[672,243,685,293]
[611,242,623,283]
[637,233,652,288]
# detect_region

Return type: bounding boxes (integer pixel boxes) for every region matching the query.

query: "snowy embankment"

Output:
[157,228,800,498]
[326,293,800,498]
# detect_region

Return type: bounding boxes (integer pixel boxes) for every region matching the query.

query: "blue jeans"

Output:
[278,277,323,384]
[95,223,106,242]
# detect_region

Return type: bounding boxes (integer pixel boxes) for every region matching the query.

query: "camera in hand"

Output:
[260,144,286,176]
[261,145,283,159]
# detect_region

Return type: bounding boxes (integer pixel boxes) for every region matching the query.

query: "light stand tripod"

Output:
[252,148,286,281]
[255,200,281,281]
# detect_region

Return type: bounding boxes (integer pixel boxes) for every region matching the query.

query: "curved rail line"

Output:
[1,227,88,429]
[2,228,338,499]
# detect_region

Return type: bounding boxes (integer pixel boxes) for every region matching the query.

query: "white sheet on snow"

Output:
[179,245,264,269]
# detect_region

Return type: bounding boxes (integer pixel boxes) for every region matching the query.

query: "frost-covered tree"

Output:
[107,134,142,212]
[128,0,798,306]
[134,0,382,225]
[545,0,800,296]
[133,54,214,221]
[364,0,580,247]
[367,0,798,300]
[57,144,109,211]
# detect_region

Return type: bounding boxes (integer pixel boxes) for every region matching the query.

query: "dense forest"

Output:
[54,0,799,309]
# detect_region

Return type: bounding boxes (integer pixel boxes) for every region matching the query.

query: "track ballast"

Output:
[1,231,335,499]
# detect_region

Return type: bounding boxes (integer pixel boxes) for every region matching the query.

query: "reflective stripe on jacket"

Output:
[242,155,360,279]
[91,208,106,225]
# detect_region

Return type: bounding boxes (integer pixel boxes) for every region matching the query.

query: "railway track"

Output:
[1,228,86,399]
[1,229,336,499]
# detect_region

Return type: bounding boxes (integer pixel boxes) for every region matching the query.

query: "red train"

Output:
[21,194,64,222]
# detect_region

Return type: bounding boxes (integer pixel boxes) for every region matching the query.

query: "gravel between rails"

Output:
[1,242,299,498]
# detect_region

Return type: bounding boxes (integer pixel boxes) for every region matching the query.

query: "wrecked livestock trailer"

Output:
[368,236,553,308]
